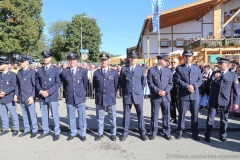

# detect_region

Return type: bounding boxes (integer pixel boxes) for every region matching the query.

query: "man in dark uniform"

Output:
[147,55,173,140]
[36,51,61,141]
[61,53,88,141]
[170,58,179,124]
[93,53,118,141]
[119,52,147,141]
[14,55,38,138]
[0,59,19,137]
[205,57,238,142]
[174,50,202,141]
[229,60,238,73]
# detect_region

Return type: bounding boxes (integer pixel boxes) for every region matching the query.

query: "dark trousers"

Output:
[205,105,229,139]
[87,82,94,98]
[150,102,171,136]
[170,96,179,120]
[177,100,199,137]
[122,103,146,136]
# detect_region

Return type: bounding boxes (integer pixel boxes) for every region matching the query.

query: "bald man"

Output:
[170,58,179,123]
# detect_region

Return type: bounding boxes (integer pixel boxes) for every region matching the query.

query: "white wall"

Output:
[203,24,213,37]
[173,21,201,33]
[203,10,213,23]
[223,0,240,13]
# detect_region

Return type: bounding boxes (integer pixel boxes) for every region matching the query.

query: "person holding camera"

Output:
[199,65,212,110]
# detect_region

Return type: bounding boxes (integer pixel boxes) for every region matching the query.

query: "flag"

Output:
[151,0,165,32]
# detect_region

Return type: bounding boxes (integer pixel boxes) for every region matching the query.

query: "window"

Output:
[160,38,170,47]
[176,38,184,47]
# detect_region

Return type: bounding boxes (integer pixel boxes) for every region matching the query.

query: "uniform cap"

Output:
[42,51,52,58]
[99,53,110,60]
[182,50,194,56]
[67,53,78,59]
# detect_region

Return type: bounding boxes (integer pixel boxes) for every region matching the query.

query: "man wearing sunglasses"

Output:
[14,55,38,138]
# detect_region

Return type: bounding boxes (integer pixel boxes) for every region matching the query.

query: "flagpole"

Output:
[158,14,160,55]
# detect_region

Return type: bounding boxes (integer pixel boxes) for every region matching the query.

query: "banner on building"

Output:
[151,0,165,32]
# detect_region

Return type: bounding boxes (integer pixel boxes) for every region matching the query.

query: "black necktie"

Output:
[132,68,134,74]
[71,69,74,76]
[45,67,48,72]
[103,70,106,77]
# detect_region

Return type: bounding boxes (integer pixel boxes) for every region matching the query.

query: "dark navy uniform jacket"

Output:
[207,70,238,106]
[174,64,202,100]
[119,65,145,104]
[15,68,35,102]
[61,67,88,105]
[36,65,61,102]
[93,68,118,106]
[147,66,173,103]
[0,71,17,104]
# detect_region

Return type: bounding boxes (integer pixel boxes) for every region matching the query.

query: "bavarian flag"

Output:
[151,0,165,32]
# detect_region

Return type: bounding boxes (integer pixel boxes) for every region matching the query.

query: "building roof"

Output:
[137,0,228,51]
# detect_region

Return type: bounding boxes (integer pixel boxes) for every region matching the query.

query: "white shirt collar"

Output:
[45,64,51,68]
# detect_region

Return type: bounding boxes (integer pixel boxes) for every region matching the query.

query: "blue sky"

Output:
[41,0,197,55]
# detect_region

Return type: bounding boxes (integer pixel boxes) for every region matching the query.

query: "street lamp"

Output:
[80,15,91,62]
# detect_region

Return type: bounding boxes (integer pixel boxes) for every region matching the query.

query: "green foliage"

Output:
[0,0,45,57]
[100,51,121,59]
[48,20,69,61]
[65,13,102,63]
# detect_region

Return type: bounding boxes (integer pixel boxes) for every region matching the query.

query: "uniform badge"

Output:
[49,78,51,81]
[236,79,239,84]
[44,51,46,55]
[78,80,79,83]
[6,81,9,85]
[24,79,26,81]
[103,53,105,57]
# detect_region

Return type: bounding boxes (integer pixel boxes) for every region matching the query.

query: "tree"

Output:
[100,51,121,59]
[0,0,44,58]
[48,20,69,61]
[65,13,102,62]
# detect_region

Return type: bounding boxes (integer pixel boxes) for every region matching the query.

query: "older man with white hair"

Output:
[170,58,180,123]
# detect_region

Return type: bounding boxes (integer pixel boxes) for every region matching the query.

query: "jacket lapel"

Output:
[183,64,191,72]
[126,67,133,76]
[154,66,162,74]
[74,67,81,77]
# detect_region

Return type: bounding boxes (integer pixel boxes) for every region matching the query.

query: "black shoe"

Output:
[30,132,38,138]
[0,130,9,136]
[37,133,50,139]
[192,135,200,141]
[53,135,60,141]
[205,137,211,142]
[219,137,227,142]
[175,134,182,140]
[110,135,116,141]
[199,106,203,110]
[80,136,86,142]
[119,135,128,141]
[12,130,18,137]
[67,136,76,141]
[149,135,155,140]
[164,134,172,140]
[19,132,30,137]
[140,135,148,141]
[172,119,177,124]
[94,135,103,141]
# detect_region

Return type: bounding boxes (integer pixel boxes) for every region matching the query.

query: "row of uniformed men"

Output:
[0,50,238,142]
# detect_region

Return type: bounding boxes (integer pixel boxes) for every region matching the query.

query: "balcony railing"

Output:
[184,38,240,51]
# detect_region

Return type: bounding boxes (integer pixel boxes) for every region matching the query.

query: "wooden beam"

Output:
[147,28,150,59]
[221,8,240,28]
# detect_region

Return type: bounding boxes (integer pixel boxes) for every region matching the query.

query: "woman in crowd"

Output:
[199,65,212,110]
[143,66,150,99]
[230,64,240,116]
